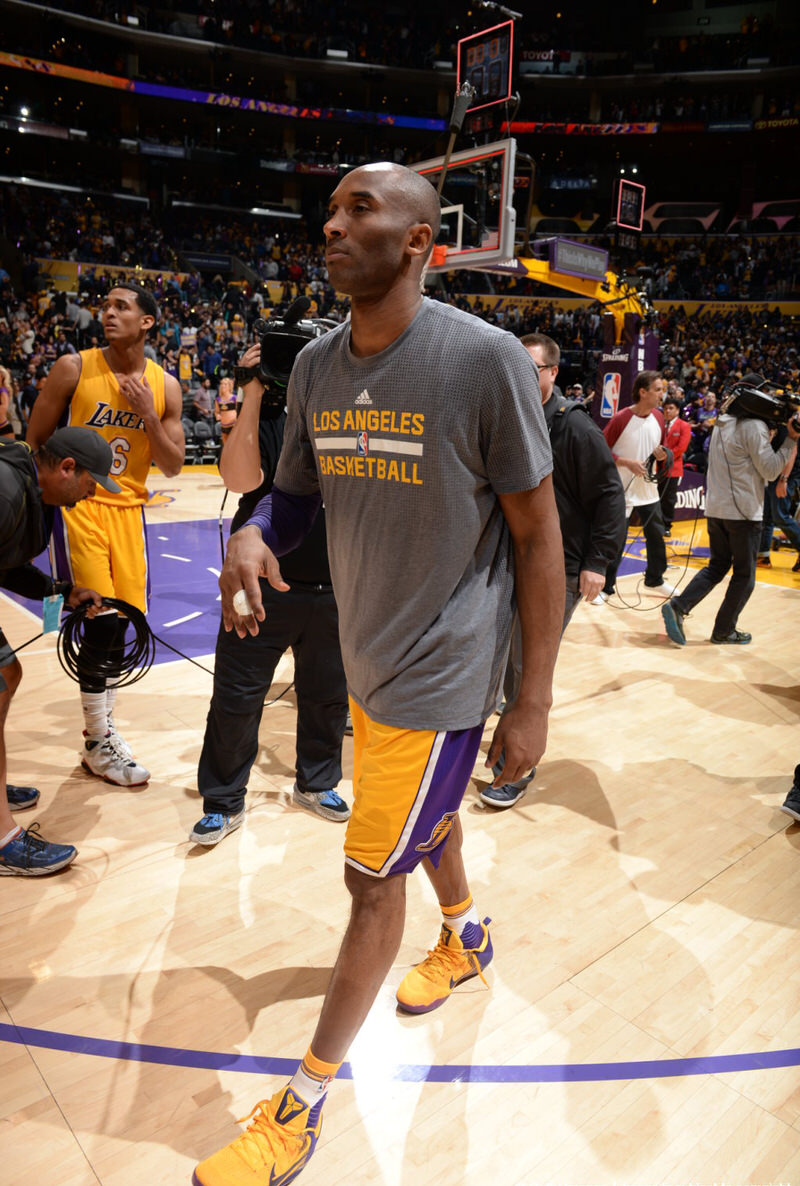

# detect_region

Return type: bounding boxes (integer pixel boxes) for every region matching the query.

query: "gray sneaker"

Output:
[292,784,351,821]
[189,810,245,846]
[480,783,528,809]
[780,781,800,824]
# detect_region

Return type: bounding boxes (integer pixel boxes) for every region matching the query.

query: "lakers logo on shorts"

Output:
[415,811,458,854]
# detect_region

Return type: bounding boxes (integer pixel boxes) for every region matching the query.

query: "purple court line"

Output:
[2,1023,799,1084]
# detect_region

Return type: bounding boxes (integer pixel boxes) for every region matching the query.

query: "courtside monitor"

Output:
[412,138,517,273]
[457,21,514,113]
[616,178,646,232]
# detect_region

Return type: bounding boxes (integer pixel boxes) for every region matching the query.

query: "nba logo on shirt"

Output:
[357,430,368,456]
[601,373,621,418]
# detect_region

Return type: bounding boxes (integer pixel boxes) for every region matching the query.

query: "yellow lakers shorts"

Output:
[51,500,150,613]
[345,699,484,878]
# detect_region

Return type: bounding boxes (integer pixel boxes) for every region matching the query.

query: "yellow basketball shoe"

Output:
[193,1085,323,1186]
[396,917,493,1014]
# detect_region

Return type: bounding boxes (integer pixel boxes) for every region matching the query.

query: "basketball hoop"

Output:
[431,244,448,267]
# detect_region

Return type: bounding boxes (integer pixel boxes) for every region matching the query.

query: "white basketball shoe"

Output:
[82,732,150,787]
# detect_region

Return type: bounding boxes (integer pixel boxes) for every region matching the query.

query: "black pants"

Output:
[658,475,680,532]
[603,500,667,595]
[198,579,348,815]
[672,517,760,636]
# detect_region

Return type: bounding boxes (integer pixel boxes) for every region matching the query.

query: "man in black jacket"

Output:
[0,428,112,875]
[189,341,349,846]
[483,332,626,808]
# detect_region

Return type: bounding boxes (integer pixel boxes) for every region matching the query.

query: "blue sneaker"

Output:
[661,599,686,646]
[480,782,528,809]
[0,823,77,876]
[189,810,245,847]
[7,784,40,811]
[292,784,351,822]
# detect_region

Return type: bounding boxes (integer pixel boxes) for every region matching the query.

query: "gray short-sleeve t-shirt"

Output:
[274,298,553,730]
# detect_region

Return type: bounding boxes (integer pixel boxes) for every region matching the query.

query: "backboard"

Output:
[411,138,517,273]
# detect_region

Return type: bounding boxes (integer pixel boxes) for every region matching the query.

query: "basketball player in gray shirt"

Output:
[196,163,565,1186]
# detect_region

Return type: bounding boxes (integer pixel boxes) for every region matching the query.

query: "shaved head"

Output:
[324,162,443,303]
[345,162,441,253]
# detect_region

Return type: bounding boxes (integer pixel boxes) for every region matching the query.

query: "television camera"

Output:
[721,373,800,430]
[234,296,337,414]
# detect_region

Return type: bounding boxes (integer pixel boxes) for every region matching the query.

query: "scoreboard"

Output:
[457,21,515,113]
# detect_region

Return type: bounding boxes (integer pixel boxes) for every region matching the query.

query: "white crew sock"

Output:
[0,825,23,847]
[81,690,108,739]
[106,681,119,730]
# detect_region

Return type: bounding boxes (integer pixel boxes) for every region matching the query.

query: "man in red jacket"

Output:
[659,395,692,535]
[602,370,674,597]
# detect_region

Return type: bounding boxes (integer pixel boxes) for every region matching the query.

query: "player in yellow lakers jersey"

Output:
[27,283,184,786]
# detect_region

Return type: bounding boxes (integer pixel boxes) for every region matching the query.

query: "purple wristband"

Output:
[245,486,321,557]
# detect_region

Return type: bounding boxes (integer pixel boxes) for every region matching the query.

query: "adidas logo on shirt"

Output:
[355,389,373,406]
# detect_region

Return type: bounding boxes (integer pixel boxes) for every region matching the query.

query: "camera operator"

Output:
[190,333,350,847]
[662,374,800,646]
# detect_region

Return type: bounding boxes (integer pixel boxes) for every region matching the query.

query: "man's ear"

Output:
[60,456,78,479]
[141,314,156,334]
[407,222,434,258]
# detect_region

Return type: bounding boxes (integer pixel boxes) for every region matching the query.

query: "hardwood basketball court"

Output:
[2,469,799,1185]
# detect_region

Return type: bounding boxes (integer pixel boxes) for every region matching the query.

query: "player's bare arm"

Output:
[119,371,184,477]
[487,476,565,785]
[25,353,83,449]
[219,523,289,637]
[218,344,265,493]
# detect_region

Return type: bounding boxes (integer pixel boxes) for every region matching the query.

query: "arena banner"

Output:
[506,120,659,135]
[0,51,445,132]
[654,300,800,316]
[36,259,188,291]
[754,117,798,131]
[463,295,594,313]
[462,295,800,317]
[673,471,706,522]
[0,50,133,91]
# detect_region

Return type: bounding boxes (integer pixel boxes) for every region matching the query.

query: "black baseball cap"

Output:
[45,427,121,493]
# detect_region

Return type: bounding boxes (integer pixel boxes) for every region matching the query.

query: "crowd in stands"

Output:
[32,0,800,73]
[635,238,800,302]
[1,257,797,451]
[2,185,798,436]
[8,185,800,301]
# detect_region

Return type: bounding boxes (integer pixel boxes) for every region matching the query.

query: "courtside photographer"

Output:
[662,373,800,647]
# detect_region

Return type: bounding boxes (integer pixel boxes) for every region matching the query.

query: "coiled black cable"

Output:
[54,595,295,707]
[57,597,157,688]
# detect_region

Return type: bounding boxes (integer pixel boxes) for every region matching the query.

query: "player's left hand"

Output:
[653,445,667,461]
[486,700,549,787]
[119,373,157,419]
[67,586,104,617]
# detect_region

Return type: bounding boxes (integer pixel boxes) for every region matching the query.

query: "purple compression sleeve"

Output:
[244,486,322,556]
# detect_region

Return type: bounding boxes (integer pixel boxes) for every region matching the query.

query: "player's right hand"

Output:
[219,524,289,637]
